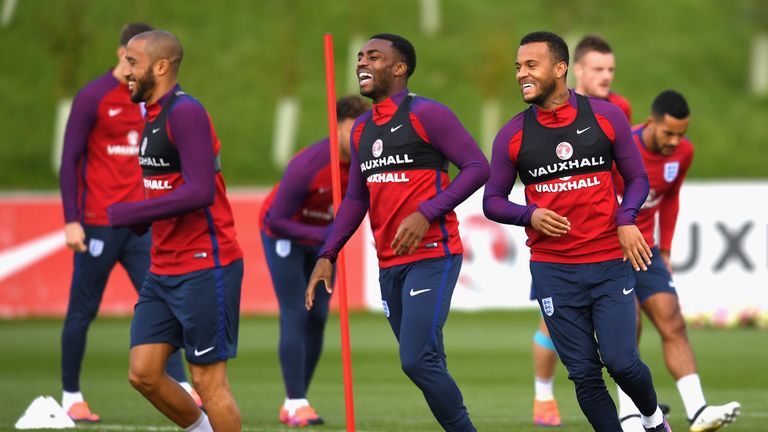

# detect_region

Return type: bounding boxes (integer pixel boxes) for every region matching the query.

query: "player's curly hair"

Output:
[520,31,569,67]
[652,90,690,119]
[370,33,416,78]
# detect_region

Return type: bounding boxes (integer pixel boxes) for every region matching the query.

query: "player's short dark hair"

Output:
[520,31,569,66]
[651,90,690,119]
[574,34,612,63]
[370,33,416,77]
[119,22,153,46]
[336,95,370,121]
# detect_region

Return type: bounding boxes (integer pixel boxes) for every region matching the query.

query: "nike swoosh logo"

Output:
[623,287,634,295]
[194,346,215,356]
[0,229,65,283]
[576,127,591,134]
[108,108,122,117]
[152,128,161,134]
[409,288,431,297]
[390,124,403,133]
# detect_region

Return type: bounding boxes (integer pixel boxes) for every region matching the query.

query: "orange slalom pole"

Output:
[323,33,356,432]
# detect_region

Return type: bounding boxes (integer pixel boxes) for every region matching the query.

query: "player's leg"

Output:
[397,254,475,432]
[532,261,622,431]
[616,294,645,431]
[129,343,201,426]
[302,244,331,394]
[61,225,121,421]
[129,273,200,427]
[642,286,740,429]
[532,275,561,428]
[119,229,195,403]
[178,259,243,431]
[262,233,326,425]
[590,259,667,431]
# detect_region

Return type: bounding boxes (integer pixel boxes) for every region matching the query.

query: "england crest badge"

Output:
[275,239,291,258]
[382,300,390,318]
[88,238,104,257]
[542,297,554,316]
[663,161,679,183]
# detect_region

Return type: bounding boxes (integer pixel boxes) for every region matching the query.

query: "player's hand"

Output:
[306,258,333,310]
[659,249,672,272]
[64,222,87,253]
[617,225,652,271]
[530,208,570,237]
[391,212,430,256]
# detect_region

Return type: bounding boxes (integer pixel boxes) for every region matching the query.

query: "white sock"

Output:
[185,412,213,432]
[640,406,664,429]
[534,376,555,401]
[61,391,84,411]
[677,373,707,420]
[617,384,642,418]
[179,381,194,394]
[283,398,309,415]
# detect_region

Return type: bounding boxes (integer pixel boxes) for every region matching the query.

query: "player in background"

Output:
[530,33,633,427]
[613,91,740,432]
[58,22,198,422]
[306,33,489,431]
[484,31,671,431]
[260,95,369,427]
[109,30,243,431]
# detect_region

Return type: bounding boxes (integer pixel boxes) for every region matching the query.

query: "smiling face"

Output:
[515,42,563,106]
[574,50,615,99]
[647,114,690,156]
[356,38,408,102]
[123,38,156,103]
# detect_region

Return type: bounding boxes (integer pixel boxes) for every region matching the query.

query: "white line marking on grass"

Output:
[1,0,17,28]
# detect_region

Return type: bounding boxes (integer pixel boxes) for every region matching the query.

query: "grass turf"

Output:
[0,310,765,431]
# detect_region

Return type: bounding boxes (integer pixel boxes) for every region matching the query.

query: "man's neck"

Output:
[641,126,659,153]
[373,83,407,104]
[148,80,178,105]
[538,86,570,111]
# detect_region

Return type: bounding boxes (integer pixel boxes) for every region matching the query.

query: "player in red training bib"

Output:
[306,34,489,431]
[613,91,740,431]
[259,95,369,427]
[484,31,671,432]
[529,33,634,427]
[58,22,197,422]
[108,30,243,432]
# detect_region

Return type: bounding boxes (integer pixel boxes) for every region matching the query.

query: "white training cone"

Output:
[15,396,75,429]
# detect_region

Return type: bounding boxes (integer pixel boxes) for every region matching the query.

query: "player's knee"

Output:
[533,329,557,352]
[658,314,687,341]
[603,354,642,381]
[128,365,161,394]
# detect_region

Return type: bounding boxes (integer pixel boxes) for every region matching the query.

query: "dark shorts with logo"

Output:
[530,259,639,376]
[635,246,678,303]
[130,259,243,364]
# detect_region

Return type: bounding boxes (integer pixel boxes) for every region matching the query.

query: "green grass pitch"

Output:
[0,310,765,431]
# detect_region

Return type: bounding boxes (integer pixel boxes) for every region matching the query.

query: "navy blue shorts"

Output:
[531,259,640,380]
[131,259,243,364]
[635,247,677,303]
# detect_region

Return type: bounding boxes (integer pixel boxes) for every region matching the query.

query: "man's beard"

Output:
[526,76,556,106]
[130,68,156,103]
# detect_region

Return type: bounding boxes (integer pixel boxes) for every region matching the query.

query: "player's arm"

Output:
[604,102,652,270]
[107,100,216,226]
[390,101,490,255]
[658,149,693,268]
[266,140,332,243]
[307,123,369,309]
[60,88,99,252]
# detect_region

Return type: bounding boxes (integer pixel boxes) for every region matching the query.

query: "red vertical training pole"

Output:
[323,33,356,432]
